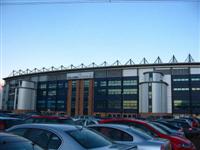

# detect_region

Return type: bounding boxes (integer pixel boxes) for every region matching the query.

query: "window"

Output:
[8,128,27,137]
[97,89,106,95]
[57,82,64,88]
[173,88,189,91]
[173,78,189,82]
[91,127,133,141]
[72,81,76,88]
[108,80,121,86]
[48,83,57,89]
[39,83,46,89]
[48,90,56,96]
[123,80,137,86]
[48,134,62,150]
[94,81,98,87]
[191,78,200,81]
[100,81,107,87]
[108,100,121,109]
[67,128,111,149]
[123,100,137,109]
[192,88,200,91]
[84,80,90,87]
[24,129,51,149]
[123,89,137,94]
[174,100,189,107]
[108,89,121,95]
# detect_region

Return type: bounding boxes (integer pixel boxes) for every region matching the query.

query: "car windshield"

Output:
[148,123,168,135]
[151,123,171,134]
[67,128,111,149]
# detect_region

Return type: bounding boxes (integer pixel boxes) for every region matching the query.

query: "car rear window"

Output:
[67,128,111,149]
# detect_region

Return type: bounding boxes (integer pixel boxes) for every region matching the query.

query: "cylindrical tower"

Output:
[139,72,168,113]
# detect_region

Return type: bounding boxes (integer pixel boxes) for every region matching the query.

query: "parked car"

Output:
[151,122,185,137]
[7,124,137,150]
[88,124,171,150]
[99,118,196,150]
[164,120,200,138]
[75,118,99,126]
[24,115,75,125]
[0,132,43,150]
[179,118,200,128]
[0,116,24,131]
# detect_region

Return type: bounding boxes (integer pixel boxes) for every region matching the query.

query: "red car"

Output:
[24,115,75,125]
[99,118,196,150]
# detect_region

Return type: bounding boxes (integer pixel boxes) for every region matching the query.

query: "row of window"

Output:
[123,100,137,109]
[173,79,189,82]
[97,80,138,87]
[173,88,189,91]
[173,78,200,82]
[192,88,200,91]
[107,89,138,95]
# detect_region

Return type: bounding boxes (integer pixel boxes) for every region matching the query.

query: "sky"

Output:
[0,0,200,85]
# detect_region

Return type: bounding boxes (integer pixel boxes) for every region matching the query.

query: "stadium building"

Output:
[1,54,200,117]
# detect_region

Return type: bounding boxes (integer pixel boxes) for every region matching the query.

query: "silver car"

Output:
[7,124,137,150]
[88,124,171,150]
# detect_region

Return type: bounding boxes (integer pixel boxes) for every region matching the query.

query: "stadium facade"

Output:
[1,55,200,117]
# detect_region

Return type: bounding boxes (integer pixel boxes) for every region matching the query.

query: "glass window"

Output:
[174,100,189,107]
[192,88,200,91]
[108,81,121,86]
[57,82,64,88]
[191,78,200,81]
[72,81,76,88]
[84,80,90,87]
[48,90,56,96]
[108,89,121,95]
[173,78,189,82]
[48,83,57,89]
[173,88,189,91]
[92,127,133,141]
[100,81,107,87]
[123,89,137,94]
[48,134,62,150]
[123,80,137,86]
[39,83,46,89]
[24,129,51,149]
[67,128,111,149]
[8,128,27,136]
[108,100,121,109]
[123,100,137,109]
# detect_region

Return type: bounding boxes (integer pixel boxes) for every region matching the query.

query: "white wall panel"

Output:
[123,69,137,77]
[191,68,200,74]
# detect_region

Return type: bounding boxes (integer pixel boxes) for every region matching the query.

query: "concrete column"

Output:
[88,80,94,115]
[79,80,84,115]
[75,80,80,115]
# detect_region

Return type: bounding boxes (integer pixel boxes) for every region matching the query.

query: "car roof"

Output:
[100,118,147,124]
[30,115,69,119]
[8,123,82,132]
[0,116,22,120]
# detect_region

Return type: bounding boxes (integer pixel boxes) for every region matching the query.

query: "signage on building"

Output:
[66,72,94,80]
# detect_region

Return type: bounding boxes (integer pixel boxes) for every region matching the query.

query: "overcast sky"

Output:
[0,0,200,84]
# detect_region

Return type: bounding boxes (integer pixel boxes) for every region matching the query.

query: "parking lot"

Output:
[0,112,200,150]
